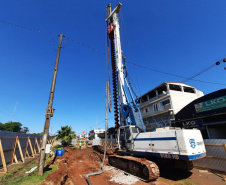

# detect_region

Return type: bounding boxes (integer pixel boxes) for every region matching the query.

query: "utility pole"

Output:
[37,34,64,176]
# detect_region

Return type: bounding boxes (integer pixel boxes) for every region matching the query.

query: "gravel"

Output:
[104,166,140,185]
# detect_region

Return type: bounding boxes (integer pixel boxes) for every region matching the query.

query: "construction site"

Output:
[1,1,226,185]
[0,142,226,185]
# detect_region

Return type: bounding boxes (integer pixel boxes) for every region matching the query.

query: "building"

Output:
[107,127,117,139]
[89,129,105,140]
[174,89,226,139]
[138,82,204,131]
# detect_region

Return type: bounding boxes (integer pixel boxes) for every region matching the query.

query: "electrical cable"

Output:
[77,117,113,136]
[0,110,12,118]
[65,37,106,55]
[0,19,58,36]
[119,12,226,87]
[183,62,218,83]
[1,19,225,87]
[0,19,105,55]
[126,61,226,86]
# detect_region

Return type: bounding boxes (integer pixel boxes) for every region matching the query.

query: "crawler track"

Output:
[108,155,160,181]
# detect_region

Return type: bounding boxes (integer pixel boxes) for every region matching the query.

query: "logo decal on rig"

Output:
[189,139,196,149]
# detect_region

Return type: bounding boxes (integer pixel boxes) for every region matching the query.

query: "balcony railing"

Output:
[140,103,172,118]
[139,92,169,108]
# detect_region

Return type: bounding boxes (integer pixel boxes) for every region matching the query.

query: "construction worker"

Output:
[79,141,82,150]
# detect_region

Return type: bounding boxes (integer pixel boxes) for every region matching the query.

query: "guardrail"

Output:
[0,136,55,174]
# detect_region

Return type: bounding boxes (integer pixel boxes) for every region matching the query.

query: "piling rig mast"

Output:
[106,3,206,181]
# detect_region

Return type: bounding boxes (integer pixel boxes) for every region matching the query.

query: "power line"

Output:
[77,116,114,135]
[1,19,225,86]
[126,61,226,86]
[0,19,106,55]
[0,19,58,36]
[0,110,11,118]
[183,62,219,83]
[65,37,106,55]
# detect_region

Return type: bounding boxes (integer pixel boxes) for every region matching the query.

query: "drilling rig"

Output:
[106,3,206,181]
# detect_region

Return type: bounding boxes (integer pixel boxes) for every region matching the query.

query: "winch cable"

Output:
[107,29,112,113]
[85,81,108,185]
[122,57,139,101]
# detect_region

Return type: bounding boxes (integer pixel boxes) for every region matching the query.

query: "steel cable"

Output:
[85,81,108,185]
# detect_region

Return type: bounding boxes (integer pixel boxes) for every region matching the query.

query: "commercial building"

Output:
[89,129,105,140]
[174,89,226,139]
[138,82,204,131]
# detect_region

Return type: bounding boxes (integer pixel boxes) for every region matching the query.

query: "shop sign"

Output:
[182,119,203,128]
[194,96,226,113]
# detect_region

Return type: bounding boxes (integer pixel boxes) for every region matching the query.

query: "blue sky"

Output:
[1,0,226,135]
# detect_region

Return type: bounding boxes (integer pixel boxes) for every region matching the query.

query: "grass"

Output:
[0,156,58,185]
[160,177,196,185]
[69,145,79,149]
[52,144,63,150]
[180,180,196,185]
[52,144,79,150]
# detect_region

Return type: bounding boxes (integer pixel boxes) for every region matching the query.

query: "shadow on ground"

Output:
[159,167,192,181]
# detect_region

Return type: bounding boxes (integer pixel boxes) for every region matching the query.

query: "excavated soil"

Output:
[41,147,112,185]
[41,147,226,185]
[41,147,163,185]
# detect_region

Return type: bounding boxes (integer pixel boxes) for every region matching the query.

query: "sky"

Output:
[1,0,226,136]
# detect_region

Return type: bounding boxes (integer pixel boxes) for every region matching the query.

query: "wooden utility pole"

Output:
[37,34,64,176]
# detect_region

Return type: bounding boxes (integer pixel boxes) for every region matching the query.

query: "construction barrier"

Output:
[0,136,56,174]
[194,139,226,173]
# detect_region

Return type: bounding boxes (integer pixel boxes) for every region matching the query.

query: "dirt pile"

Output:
[41,147,115,185]
[41,147,226,185]
[41,147,170,185]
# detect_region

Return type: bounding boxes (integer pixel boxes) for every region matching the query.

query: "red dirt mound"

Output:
[41,147,114,185]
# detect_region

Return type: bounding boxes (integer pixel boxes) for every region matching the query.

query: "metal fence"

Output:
[194,139,226,173]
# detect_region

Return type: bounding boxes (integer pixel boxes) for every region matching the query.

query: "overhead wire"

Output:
[65,37,106,55]
[0,110,11,118]
[126,61,226,86]
[183,62,219,83]
[0,19,58,36]
[1,19,225,88]
[0,18,105,55]
[77,117,114,136]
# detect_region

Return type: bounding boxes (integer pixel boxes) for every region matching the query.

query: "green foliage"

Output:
[20,127,29,133]
[33,132,43,135]
[0,122,22,132]
[56,125,76,146]
[0,122,31,133]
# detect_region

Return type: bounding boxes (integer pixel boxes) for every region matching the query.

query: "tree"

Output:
[21,127,29,133]
[56,125,76,146]
[0,122,22,132]
[33,132,43,135]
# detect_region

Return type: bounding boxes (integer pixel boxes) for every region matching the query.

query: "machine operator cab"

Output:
[118,125,141,151]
